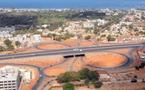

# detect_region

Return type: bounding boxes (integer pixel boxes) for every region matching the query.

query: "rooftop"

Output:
[0,66,20,81]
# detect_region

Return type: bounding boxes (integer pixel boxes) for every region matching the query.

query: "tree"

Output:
[84,79,90,88]
[135,66,140,70]
[4,39,14,50]
[57,68,101,88]
[57,72,72,83]
[4,39,12,46]
[107,35,116,41]
[78,68,100,81]
[53,35,62,41]
[63,83,74,90]
[0,46,5,52]
[78,68,90,80]
[110,15,121,23]
[135,62,145,70]
[57,72,79,83]
[7,44,14,50]
[93,81,103,88]
[87,70,99,81]
[139,62,145,69]
[15,41,21,47]
[93,28,100,35]
[84,35,91,40]
[142,79,145,83]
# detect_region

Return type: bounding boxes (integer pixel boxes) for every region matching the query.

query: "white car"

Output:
[73,48,82,51]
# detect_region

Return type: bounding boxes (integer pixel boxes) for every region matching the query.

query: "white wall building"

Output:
[96,19,108,26]
[31,34,42,43]
[0,66,21,90]
[83,21,95,29]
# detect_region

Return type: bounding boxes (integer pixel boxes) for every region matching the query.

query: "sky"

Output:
[0,0,144,8]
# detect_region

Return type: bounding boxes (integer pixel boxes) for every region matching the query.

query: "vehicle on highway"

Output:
[73,48,82,51]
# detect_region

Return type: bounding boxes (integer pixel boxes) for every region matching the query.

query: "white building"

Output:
[41,24,48,28]
[31,34,42,43]
[0,66,33,89]
[0,27,15,38]
[0,66,21,90]
[96,19,108,26]
[83,21,95,29]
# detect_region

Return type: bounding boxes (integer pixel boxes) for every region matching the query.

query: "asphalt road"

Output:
[0,43,144,60]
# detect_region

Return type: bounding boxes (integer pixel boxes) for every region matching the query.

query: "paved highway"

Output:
[0,43,144,60]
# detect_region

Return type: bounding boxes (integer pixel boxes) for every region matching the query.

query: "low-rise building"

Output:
[31,34,42,43]
[83,21,95,29]
[96,19,108,26]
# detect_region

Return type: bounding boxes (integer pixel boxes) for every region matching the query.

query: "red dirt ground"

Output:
[44,67,66,76]
[37,43,68,50]
[0,56,63,68]
[85,52,127,68]
[64,39,96,47]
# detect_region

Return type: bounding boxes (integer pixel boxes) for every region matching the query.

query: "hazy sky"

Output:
[0,0,144,8]
[0,0,144,3]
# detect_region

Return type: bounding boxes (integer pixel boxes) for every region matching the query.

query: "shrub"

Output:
[63,83,74,90]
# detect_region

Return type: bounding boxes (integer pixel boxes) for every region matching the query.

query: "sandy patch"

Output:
[64,39,95,47]
[85,52,127,68]
[41,37,54,42]
[44,67,66,76]
[71,58,85,72]
[37,43,68,50]
[0,51,15,54]
[108,48,131,54]
[20,66,39,90]
[15,47,42,54]
[0,56,63,68]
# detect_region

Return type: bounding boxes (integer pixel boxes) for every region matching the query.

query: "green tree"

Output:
[4,39,12,46]
[111,15,121,23]
[84,79,90,88]
[4,39,14,50]
[53,35,62,41]
[84,35,91,40]
[57,68,101,88]
[57,72,79,83]
[107,35,116,41]
[7,45,14,50]
[15,41,21,47]
[0,46,5,52]
[63,83,74,90]
[86,70,100,82]
[93,25,100,35]
[93,81,103,88]
[78,68,100,81]
[78,68,89,80]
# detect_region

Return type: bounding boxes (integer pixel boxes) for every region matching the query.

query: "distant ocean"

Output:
[0,0,144,9]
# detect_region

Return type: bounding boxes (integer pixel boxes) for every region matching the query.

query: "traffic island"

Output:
[85,52,128,68]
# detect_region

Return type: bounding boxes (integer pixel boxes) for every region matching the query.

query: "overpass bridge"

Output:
[0,43,144,60]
